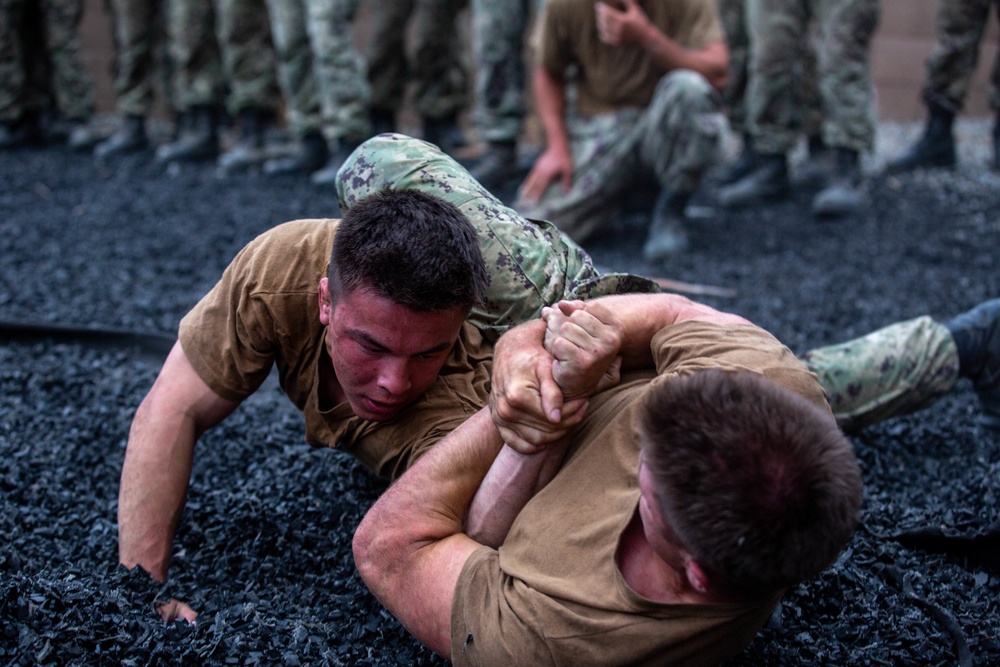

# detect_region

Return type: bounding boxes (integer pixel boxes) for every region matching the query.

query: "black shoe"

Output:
[263,131,329,176]
[716,135,759,186]
[812,147,862,217]
[946,298,1000,430]
[94,114,148,158]
[795,135,834,191]
[218,107,270,172]
[371,108,396,136]
[717,153,789,209]
[0,113,44,150]
[642,190,690,262]
[155,105,221,163]
[468,141,518,190]
[886,103,956,174]
[423,112,465,153]
[311,137,363,185]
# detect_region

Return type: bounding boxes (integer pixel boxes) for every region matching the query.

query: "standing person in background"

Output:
[155,0,280,169]
[365,0,470,156]
[466,0,543,189]
[514,0,730,262]
[262,0,373,184]
[887,0,1000,173]
[94,0,171,159]
[0,0,101,151]
[717,0,880,217]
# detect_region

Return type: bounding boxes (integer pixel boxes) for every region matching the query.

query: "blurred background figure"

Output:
[887,0,1000,173]
[365,0,470,156]
[0,0,101,151]
[262,0,372,185]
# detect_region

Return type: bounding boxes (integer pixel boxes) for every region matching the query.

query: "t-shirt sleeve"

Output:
[649,320,831,412]
[450,548,555,666]
[533,0,576,78]
[178,237,278,402]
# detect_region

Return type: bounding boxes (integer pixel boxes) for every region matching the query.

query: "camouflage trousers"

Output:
[106,0,171,117]
[923,0,1000,114]
[747,0,878,154]
[337,133,960,429]
[167,0,278,115]
[515,70,728,244]
[367,0,469,121]
[265,0,370,141]
[335,133,660,340]
[0,0,94,121]
[469,0,542,143]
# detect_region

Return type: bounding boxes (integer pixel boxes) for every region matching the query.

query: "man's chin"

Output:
[353,395,407,421]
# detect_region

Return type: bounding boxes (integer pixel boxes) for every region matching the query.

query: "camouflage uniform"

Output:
[105,0,170,117]
[469,0,542,143]
[516,70,729,243]
[337,133,962,429]
[367,0,469,123]
[166,0,278,116]
[922,0,1000,114]
[264,0,370,142]
[746,0,879,154]
[0,0,94,122]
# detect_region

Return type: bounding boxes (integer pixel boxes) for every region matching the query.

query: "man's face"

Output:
[637,451,688,571]
[318,278,467,421]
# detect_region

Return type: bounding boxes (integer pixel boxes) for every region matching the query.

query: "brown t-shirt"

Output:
[178,219,493,480]
[536,0,723,116]
[450,321,829,666]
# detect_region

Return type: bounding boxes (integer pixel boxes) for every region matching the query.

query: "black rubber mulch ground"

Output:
[1,140,999,666]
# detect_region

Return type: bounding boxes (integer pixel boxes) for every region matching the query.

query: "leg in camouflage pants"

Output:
[337,133,963,430]
[923,0,1000,115]
[514,70,728,244]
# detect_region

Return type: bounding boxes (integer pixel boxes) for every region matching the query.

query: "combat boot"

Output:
[642,190,690,262]
[945,298,1000,430]
[311,136,363,186]
[812,147,863,217]
[0,112,43,149]
[263,130,328,176]
[218,107,270,173]
[469,140,519,190]
[717,153,789,209]
[423,112,465,154]
[715,134,759,186]
[886,102,955,173]
[795,135,834,191]
[155,105,221,163]
[95,114,148,158]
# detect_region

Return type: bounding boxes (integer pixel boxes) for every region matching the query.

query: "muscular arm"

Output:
[353,408,502,658]
[118,342,240,583]
[596,0,729,90]
[518,66,573,203]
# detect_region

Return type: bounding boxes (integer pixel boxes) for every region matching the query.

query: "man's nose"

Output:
[377,357,412,395]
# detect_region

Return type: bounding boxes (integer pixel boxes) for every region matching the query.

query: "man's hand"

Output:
[543,300,624,398]
[518,144,573,205]
[595,0,654,48]
[156,598,198,624]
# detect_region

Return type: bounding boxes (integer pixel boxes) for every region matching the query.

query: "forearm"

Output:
[533,67,570,152]
[117,403,197,582]
[639,29,729,91]
[466,437,570,547]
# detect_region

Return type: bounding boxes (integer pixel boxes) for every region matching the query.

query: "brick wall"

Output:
[77,0,998,122]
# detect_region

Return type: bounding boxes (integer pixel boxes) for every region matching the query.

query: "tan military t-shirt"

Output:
[450,320,829,666]
[536,0,724,116]
[178,218,493,480]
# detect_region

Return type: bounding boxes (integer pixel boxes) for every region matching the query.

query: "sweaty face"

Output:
[318,278,467,421]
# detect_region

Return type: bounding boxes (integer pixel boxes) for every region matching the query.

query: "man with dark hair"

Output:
[353,299,863,665]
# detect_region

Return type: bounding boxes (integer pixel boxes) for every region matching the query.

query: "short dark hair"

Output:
[639,369,862,596]
[329,188,488,312]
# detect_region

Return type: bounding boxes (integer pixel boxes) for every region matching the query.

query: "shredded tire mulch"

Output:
[2,123,998,666]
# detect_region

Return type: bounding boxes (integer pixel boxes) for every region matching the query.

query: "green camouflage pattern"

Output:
[105,0,171,117]
[335,133,660,340]
[923,0,1000,114]
[803,316,959,432]
[367,0,469,121]
[515,70,728,243]
[0,0,94,121]
[746,0,878,153]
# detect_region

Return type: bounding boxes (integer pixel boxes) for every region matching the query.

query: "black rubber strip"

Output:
[0,319,176,362]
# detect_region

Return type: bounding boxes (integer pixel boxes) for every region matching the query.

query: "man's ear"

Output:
[318,277,332,325]
[685,558,712,595]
